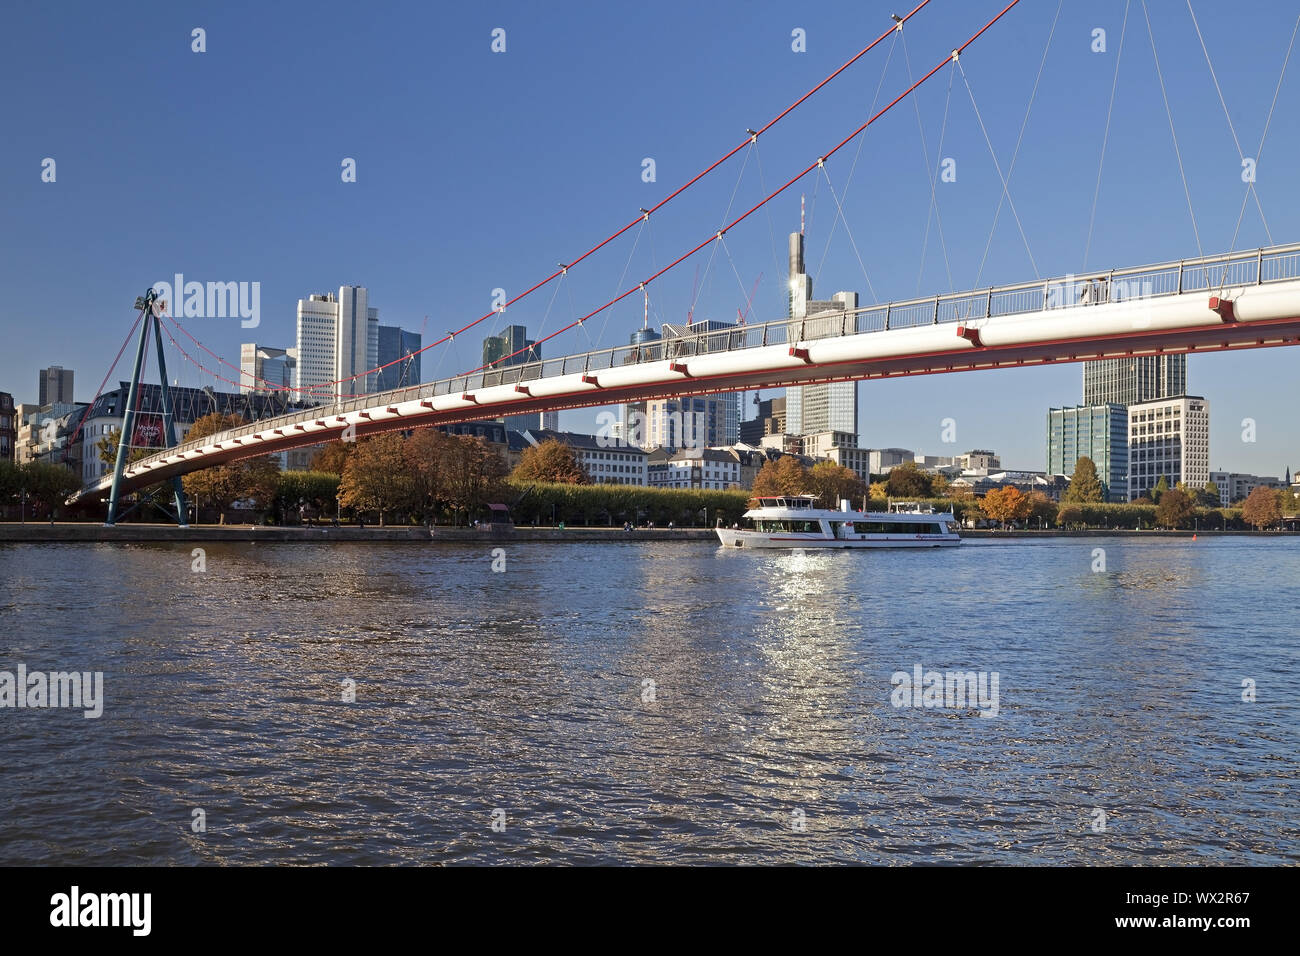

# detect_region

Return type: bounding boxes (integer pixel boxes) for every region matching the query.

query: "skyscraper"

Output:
[783,232,858,438]
[1082,355,1186,406]
[375,326,422,392]
[482,325,540,368]
[38,366,74,405]
[481,326,546,432]
[1128,395,1210,501]
[293,287,379,402]
[239,344,297,395]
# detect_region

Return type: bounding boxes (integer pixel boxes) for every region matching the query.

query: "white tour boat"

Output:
[716,495,961,549]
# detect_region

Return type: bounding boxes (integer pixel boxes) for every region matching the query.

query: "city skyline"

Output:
[2,1,1298,475]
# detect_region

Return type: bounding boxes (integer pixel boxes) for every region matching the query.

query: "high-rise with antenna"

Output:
[783,228,859,440]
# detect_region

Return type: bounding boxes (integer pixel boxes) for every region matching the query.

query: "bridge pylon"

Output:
[104,289,189,527]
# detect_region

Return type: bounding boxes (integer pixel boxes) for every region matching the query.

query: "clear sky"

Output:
[2,0,1297,477]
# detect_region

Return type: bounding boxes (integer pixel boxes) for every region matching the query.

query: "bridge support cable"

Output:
[973,0,1062,292]
[64,310,146,469]
[688,144,757,327]
[590,218,648,348]
[815,163,880,303]
[813,31,900,284]
[904,31,957,296]
[957,59,1039,279]
[1185,0,1274,248]
[463,0,1028,375]
[160,4,941,402]
[752,142,788,307]
[1222,10,1299,288]
[1141,1,1205,275]
[1083,0,1130,271]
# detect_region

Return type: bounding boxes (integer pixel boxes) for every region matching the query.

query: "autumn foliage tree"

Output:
[309,440,354,475]
[1240,486,1282,530]
[885,461,934,498]
[1154,487,1195,529]
[981,485,1032,529]
[807,461,867,506]
[511,439,588,484]
[181,412,281,519]
[751,456,810,496]
[339,432,416,525]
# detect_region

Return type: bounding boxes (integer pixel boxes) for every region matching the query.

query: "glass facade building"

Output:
[1046,404,1128,502]
[1082,355,1186,406]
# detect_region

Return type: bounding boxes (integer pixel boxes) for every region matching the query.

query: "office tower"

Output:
[783,231,858,437]
[293,287,379,402]
[1127,395,1210,501]
[1082,355,1186,406]
[38,366,74,405]
[1047,404,1129,501]
[482,325,539,368]
[376,326,422,392]
[239,344,297,395]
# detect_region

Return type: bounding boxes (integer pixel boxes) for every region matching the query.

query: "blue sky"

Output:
[2,0,1297,476]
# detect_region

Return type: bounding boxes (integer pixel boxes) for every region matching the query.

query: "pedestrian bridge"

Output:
[71,241,1300,504]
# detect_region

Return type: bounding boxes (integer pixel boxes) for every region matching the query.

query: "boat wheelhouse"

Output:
[716,495,960,549]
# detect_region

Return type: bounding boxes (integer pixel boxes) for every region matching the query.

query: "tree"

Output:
[181,413,282,519]
[885,461,933,498]
[981,486,1032,529]
[930,473,951,497]
[1063,456,1104,503]
[1197,481,1222,508]
[339,432,417,525]
[807,461,867,507]
[868,480,889,500]
[309,440,353,475]
[1240,486,1282,530]
[19,462,81,519]
[751,456,809,496]
[1151,475,1170,504]
[442,435,508,525]
[511,439,588,484]
[1154,488,1194,528]
[1025,490,1058,528]
[405,428,451,520]
[1056,503,1085,528]
[274,471,341,522]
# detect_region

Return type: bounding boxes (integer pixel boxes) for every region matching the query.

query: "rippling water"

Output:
[0,536,1296,865]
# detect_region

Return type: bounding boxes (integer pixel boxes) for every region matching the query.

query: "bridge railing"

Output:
[100,240,1300,487]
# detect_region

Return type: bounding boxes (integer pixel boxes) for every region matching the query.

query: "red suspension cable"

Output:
[473,0,1025,373]
[160,2,935,396]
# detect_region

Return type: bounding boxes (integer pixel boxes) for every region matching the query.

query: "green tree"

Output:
[275,471,341,522]
[20,462,81,519]
[1154,487,1194,528]
[1063,456,1104,503]
[1240,486,1282,530]
[511,439,588,484]
[1151,475,1170,504]
[885,461,933,498]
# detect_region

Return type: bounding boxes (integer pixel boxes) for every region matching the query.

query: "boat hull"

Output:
[716,528,960,549]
